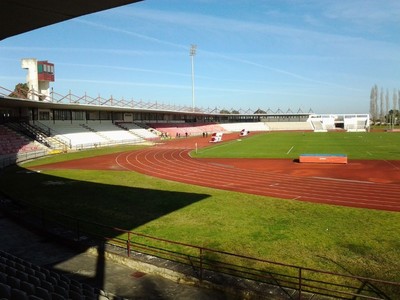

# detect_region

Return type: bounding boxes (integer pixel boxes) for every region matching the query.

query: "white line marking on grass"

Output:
[312,177,374,184]
[366,151,373,156]
[286,146,294,155]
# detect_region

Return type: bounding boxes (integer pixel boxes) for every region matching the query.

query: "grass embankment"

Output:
[0,132,399,292]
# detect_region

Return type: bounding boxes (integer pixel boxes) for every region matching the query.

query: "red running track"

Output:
[113,149,400,212]
[34,134,400,212]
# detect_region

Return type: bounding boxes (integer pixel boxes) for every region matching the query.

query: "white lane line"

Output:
[383,160,400,170]
[312,177,374,184]
[286,146,294,155]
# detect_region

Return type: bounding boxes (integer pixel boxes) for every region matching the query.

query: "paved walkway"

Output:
[0,210,229,299]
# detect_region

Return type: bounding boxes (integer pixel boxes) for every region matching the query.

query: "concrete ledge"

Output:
[86,245,304,300]
[299,154,347,164]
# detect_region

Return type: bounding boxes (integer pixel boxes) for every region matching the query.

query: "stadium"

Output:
[1,1,400,300]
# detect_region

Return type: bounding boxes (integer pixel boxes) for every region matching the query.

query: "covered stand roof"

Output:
[0,0,142,41]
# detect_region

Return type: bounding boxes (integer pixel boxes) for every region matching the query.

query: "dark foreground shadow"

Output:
[0,164,211,297]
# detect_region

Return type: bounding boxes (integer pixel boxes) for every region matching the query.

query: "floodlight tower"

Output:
[190,44,197,112]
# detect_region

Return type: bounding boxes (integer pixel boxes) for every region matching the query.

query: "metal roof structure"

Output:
[0,0,142,41]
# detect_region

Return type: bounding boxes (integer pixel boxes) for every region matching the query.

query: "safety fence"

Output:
[0,150,48,170]
[1,198,399,300]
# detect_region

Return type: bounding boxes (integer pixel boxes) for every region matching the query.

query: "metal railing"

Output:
[2,199,399,300]
[1,85,313,116]
[0,150,48,170]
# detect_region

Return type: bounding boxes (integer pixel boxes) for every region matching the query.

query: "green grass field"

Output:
[0,132,399,291]
[193,131,400,160]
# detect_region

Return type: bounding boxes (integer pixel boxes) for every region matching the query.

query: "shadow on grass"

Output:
[0,164,210,297]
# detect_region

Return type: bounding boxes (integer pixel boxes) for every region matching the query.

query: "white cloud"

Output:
[75,19,188,50]
[322,0,400,25]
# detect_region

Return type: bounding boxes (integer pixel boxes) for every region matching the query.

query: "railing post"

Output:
[199,248,203,281]
[76,219,80,241]
[127,231,131,257]
[41,209,46,230]
[298,267,302,300]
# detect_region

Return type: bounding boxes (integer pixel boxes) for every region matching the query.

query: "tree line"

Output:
[370,85,400,124]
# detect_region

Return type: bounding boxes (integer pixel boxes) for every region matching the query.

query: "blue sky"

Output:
[1,0,399,113]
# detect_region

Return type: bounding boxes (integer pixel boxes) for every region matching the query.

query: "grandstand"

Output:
[27,120,147,150]
[219,122,269,132]
[0,1,393,298]
[265,121,313,131]
[0,124,44,156]
[148,122,225,137]
[0,87,371,160]
[308,114,370,132]
[117,122,160,140]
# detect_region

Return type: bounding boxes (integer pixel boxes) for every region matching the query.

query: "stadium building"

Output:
[1,2,385,300]
[0,0,370,159]
[1,80,370,153]
[1,62,370,156]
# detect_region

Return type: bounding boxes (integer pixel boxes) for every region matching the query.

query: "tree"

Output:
[387,109,399,126]
[398,90,400,115]
[380,87,384,121]
[254,108,266,114]
[9,83,29,99]
[219,109,231,114]
[370,85,378,121]
[385,89,390,122]
[374,85,378,120]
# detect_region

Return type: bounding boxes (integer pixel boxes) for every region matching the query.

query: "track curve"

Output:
[114,138,400,212]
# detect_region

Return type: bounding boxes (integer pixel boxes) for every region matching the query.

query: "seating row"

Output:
[35,122,144,147]
[148,122,225,137]
[118,123,159,140]
[0,250,116,300]
[219,122,270,132]
[264,121,313,131]
[0,125,46,155]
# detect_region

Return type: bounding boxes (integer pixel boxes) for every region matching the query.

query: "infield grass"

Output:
[193,131,400,160]
[1,132,399,291]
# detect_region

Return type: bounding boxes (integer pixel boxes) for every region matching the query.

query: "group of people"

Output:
[160,131,211,139]
[160,132,170,139]
[175,132,189,138]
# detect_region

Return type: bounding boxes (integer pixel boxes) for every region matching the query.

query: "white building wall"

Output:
[21,58,52,100]
[21,58,39,100]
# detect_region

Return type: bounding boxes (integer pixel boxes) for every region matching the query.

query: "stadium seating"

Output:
[220,122,269,132]
[310,120,326,132]
[148,122,225,138]
[84,121,143,143]
[37,121,144,148]
[308,114,369,132]
[117,123,160,140]
[265,121,313,131]
[346,120,369,132]
[0,249,116,300]
[38,121,108,147]
[0,125,45,156]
